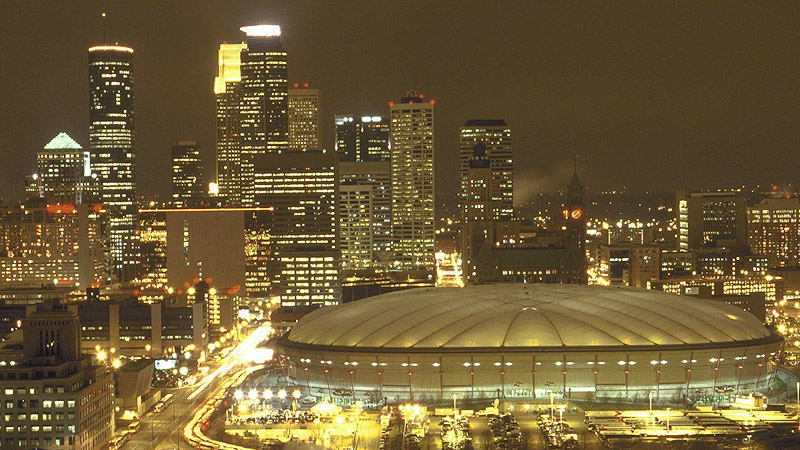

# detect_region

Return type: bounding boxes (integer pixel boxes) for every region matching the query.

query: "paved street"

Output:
[125,386,197,450]
[120,325,271,450]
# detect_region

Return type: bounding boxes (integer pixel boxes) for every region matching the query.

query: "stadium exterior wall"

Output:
[276,335,783,402]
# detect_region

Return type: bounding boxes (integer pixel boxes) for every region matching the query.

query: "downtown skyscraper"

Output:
[88,45,139,282]
[214,42,247,207]
[238,25,288,206]
[288,83,321,151]
[171,141,204,207]
[214,26,288,206]
[390,91,435,270]
[458,119,513,222]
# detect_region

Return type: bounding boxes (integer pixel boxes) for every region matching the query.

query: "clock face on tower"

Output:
[570,208,583,220]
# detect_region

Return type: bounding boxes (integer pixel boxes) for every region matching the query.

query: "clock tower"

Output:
[563,155,588,283]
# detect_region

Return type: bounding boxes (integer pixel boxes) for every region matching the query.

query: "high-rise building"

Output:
[335,115,390,162]
[288,84,321,152]
[458,120,513,221]
[748,198,800,268]
[676,191,748,251]
[389,91,435,270]
[359,116,390,162]
[239,25,288,207]
[253,152,339,307]
[171,141,204,207]
[0,203,107,289]
[0,303,115,450]
[334,115,357,162]
[37,132,92,205]
[339,161,392,263]
[88,45,139,282]
[339,185,373,270]
[214,42,247,206]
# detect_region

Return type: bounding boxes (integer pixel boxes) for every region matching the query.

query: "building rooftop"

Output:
[43,132,82,150]
[285,284,773,350]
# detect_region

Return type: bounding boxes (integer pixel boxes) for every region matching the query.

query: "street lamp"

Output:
[292,389,301,413]
[278,389,287,400]
[336,415,343,449]
[649,391,653,427]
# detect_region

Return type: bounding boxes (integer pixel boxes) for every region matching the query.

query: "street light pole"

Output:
[649,391,653,427]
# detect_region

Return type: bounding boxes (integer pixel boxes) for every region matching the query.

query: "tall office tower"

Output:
[171,141,204,207]
[239,25,288,206]
[253,152,340,307]
[0,303,114,450]
[334,115,357,161]
[462,142,494,279]
[458,119,513,222]
[288,84,321,152]
[214,42,247,206]
[465,142,492,222]
[676,191,748,251]
[335,115,390,162]
[37,132,92,205]
[88,45,139,282]
[358,115,390,161]
[339,185,373,269]
[748,198,800,268]
[390,91,435,270]
[340,161,392,263]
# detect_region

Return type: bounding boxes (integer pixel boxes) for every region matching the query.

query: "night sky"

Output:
[2,2,800,209]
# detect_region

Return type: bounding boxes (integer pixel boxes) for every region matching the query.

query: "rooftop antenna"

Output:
[101,12,108,44]
[573,152,579,175]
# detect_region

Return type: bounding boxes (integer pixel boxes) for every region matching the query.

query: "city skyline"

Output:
[3,1,800,207]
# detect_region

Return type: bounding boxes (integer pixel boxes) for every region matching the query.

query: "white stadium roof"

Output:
[285,284,771,349]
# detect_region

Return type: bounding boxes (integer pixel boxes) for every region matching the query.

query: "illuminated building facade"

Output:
[288,84,321,151]
[340,161,392,264]
[676,191,748,251]
[0,203,106,289]
[748,198,800,268]
[88,45,139,282]
[462,142,495,281]
[650,277,784,306]
[214,42,247,206]
[171,141,204,207]
[596,245,659,288]
[335,115,390,162]
[390,91,435,270]
[339,185,373,269]
[254,152,340,307]
[78,298,206,357]
[244,210,272,300]
[238,25,288,207]
[36,133,92,205]
[458,120,513,221]
[0,304,114,450]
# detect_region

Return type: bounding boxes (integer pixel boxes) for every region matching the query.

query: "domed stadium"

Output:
[275,284,782,401]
